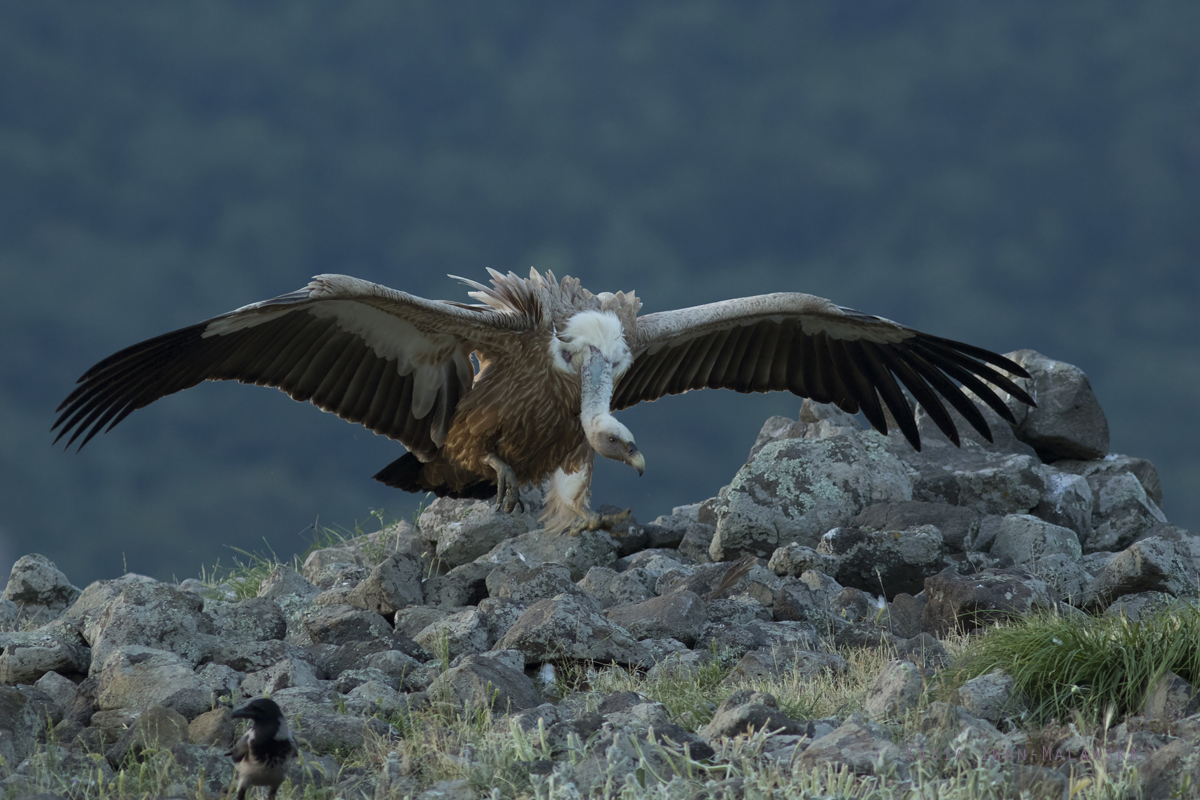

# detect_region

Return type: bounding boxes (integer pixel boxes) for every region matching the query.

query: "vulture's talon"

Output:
[487,455,521,515]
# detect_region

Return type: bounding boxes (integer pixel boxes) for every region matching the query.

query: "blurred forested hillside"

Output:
[2,2,1198,584]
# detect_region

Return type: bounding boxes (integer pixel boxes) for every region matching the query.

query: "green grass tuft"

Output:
[954,603,1200,723]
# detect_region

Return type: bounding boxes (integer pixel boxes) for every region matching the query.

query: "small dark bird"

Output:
[227,698,298,800]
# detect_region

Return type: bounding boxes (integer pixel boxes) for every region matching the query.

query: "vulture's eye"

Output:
[608,435,617,443]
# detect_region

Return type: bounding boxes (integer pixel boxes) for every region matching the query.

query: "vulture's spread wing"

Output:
[53,274,532,459]
[618,293,1034,450]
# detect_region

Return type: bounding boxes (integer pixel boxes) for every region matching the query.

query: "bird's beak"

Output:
[626,448,646,476]
[231,707,253,719]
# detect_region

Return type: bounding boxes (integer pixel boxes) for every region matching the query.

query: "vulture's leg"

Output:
[485,454,524,514]
[567,507,632,536]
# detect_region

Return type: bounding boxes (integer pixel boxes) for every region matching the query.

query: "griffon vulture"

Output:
[54,269,1035,531]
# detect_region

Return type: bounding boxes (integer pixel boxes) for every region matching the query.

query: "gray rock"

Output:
[0,686,50,766]
[1131,737,1200,800]
[1102,591,1175,622]
[188,706,235,747]
[1142,671,1200,721]
[958,669,1023,724]
[725,647,846,683]
[1007,349,1110,460]
[420,492,541,566]
[413,608,491,660]
[852,501,982,553]
[772,571,843,626]
[2,554,80,624]
[301,603,392,645]
[0,627,90,684]
[919,702,1003,742]
[479,528,620,581]
[767,543,839,578]
[342,679,409,717]
[864,660,924,721]
[208,596,288,641]
[13,744,115,795]
[922,568,1054,635]
[818,524,945,598]
[95,646,211,719]
[256,564,319,600]
[345,552,426,615]
[1085,535,1198,607]
[88,581,217,670]
[496,593,649,666]
[423,561,493,607]
[701,690,806,739]
[711,433,913,561]
[106,704,190,766]
[427,652,541,714]
[576,566,655,610]
[1056,454,1164,509]
[1085,472,1168,553]
[698,618,819,660]
[891,437,1045,517]
[240,656,323,697]
[882,593,926,639]
[990,514,1082,567]
[1033,470,1094,540]
[488,562,592,606]
[169,742,236,798]
[206,639,313,673]
[605,592,706,646]
[33,670,78,718]
[1027,553,1092,605]
[793,714,906,777]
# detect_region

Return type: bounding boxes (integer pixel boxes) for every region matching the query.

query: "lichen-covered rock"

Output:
[1085,535,1198,607]
[852,501,982,553]
[1033,469,1094,540]
[892,438,1045,518]
[208,596,288,641]
[1027,553,1092,604]
[605,591,706,646]
[864,660,924,721]
[413,607,490,660]
[0,686,50,767]
[989,514,1082,567]
[818,524,945,598]
[344,552,426,615]
[420,492,541,567]
[0,626,90,684]
[487,562,592,606]
[576,566,655,610]
[2,555,81,624]
[95,646,210,719]
[1084,472,1168,553]
[427,652,541,714]
[423,561,493,607]
[702,690,806,739]
[301,603,392,645]
[767,543,839,578]
[958,669,1023,724]
[479,528,619,580]
[922,568,1054,635]
[495,593,648,666]
[88,581,217,670]
[793,713,906,777]
[711,433,912,561]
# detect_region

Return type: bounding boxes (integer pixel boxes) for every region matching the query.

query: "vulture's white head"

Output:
[586,413,645,476]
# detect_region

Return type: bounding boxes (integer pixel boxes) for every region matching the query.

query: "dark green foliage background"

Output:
[2,2,1198,584]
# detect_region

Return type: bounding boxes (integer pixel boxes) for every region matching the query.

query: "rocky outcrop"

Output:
[4,351,1200,798]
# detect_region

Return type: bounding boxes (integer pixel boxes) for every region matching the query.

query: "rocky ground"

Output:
[4,348,1200,799]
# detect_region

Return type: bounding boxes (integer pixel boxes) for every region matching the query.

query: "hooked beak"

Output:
[626,448,646,477]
